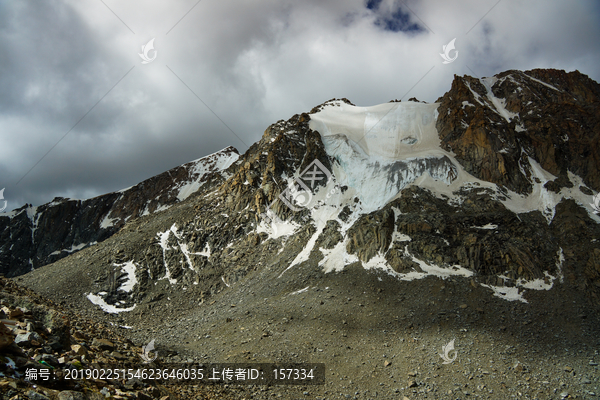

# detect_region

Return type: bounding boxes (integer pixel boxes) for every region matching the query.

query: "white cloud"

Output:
[0,0,598,210]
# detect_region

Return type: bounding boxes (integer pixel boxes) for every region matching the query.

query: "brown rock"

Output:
[58,391,86,400]
[8,308,23,319]
[513,361,526,372]
[0,378,18,389]
[71,344,87,356]
[0,321,14,350]
[145,387,161,398]
[72,331,87,341]
[110,351,126,360]
[92,338,114,351]
[436,69,600,194]
[26,390,51,400]
[86,394,107,400]
[136,392,153,400]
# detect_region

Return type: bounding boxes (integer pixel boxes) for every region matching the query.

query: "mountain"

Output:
[12,68,600,399]
[0,147,239,277]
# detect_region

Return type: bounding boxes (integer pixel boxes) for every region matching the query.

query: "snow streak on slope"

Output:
[175,150,239,201]
[85,260,139,313]
[86,294,136,314]
[480,271,556,303]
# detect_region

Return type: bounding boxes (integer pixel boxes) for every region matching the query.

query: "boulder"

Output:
[0,321,14,350]
[70,344,87,356]
[15,331,42,347]
[26,390,51,400]
[57,391,86,400]
[91,338,114,351]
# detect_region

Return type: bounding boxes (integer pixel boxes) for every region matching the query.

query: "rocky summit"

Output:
[2,68,600,399]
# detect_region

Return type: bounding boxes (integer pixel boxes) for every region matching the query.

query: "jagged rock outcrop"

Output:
[219,112,332,223]
[0,147,239,277]
[436,69,600,194]
[346,209,395,263]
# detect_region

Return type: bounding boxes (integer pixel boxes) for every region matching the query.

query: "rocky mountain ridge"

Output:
[14,68,600,308]
[0,147,239,277]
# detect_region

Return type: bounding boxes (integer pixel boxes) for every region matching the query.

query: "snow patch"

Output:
[400,249,474,281]
[481,77,519,123]
[86,293,136,314]
[522,73,561,92]
[156,224,179,284]
[116,261,137,292]
[499,159,600,224]
[481,271,559,303]
[49,242,97,256]
[196,243,211,257]
[221,276,230,287]
[100,214,119,229]
[289,286,310,295]
[479,284,526,303]
[319,239,359,273]
[176,149,239,201]
[556,247,565,283]
[256,211,300,239]
[472,223,498,230]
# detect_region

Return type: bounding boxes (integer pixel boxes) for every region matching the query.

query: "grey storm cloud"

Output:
[0,0,599,211]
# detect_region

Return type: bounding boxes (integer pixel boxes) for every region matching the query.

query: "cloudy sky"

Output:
[1,0,599,211]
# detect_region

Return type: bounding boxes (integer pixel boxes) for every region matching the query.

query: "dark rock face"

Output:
[0,197,119,277]
[436,69,600,194]
[0,147,239,277]
[346,209,395,263]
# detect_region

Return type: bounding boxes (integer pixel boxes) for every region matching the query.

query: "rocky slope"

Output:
[0,147,239,277]
[14,68,600,399]
[0,276,240,399]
